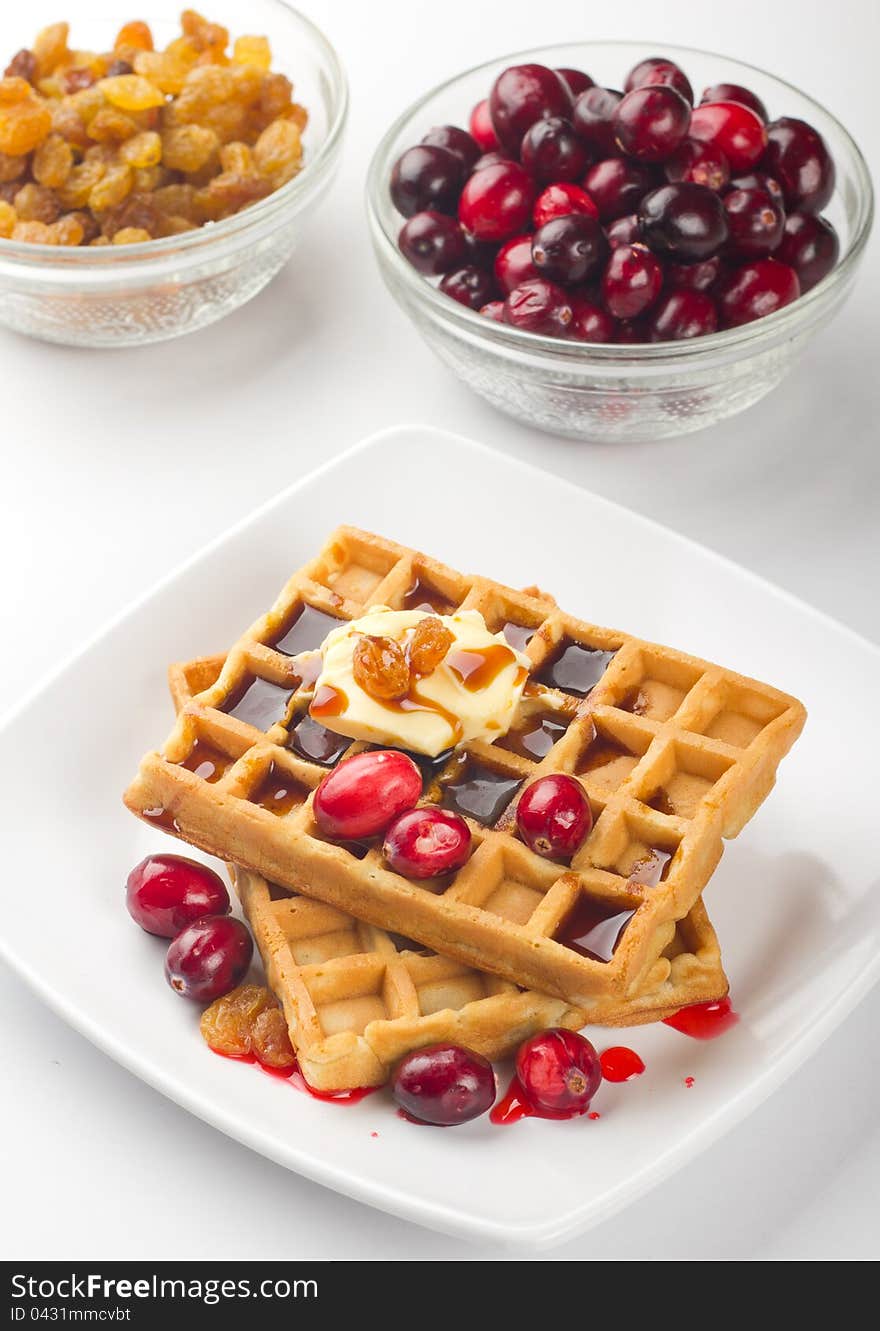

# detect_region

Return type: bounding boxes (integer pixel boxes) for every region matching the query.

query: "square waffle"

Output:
[170,655,729,1091]
[125,527,805,1008]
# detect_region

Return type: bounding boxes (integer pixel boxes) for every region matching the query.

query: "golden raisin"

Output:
[353,635,411,702]
[408,618,454,677]
[133,51,191,96]
[219,140,253,174]
[102,191,162,239]
[11,219,53,242]
[50,102,89,149]
[115,21,154,54]
[32,134,73,187]
[253,117,301,186]
[161,122,217,172]
[233,36,271,72]
[0,150,27,183]
[88,163,133,211]
[0,199,15,237]
[0,98,52,156]
[99,73,164,111]
[4,50,37,83]
[112,226,151,244]
[251,1007,296,1068]
[131,164,164,193]
[88,107,139,143]
[48,213,84,245]
[119,129,161,167]
[182,10,229,54]
[0,78,32,106]
[56,158,106,209]
[200,984,295,1068]
[13,182,60,223]
[61,67,98,94]
[33,23,70,78]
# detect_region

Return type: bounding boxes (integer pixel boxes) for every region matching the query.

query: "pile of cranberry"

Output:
[390,57,838,342]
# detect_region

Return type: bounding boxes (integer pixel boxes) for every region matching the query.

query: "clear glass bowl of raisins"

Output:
[367,41,872,441]
[0,2,347,346]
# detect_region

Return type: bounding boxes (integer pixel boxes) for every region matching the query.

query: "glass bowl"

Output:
[0,1,347,346]
[367,41,873,442]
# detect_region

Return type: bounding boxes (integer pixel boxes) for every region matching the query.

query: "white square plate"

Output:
[2,426,878,1249]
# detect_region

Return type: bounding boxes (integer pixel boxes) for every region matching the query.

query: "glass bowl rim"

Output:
[366,37,874,361]
[0,0,349,267]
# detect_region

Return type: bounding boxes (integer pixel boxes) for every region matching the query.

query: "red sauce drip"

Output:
[663,996,739,1040]
[599,1045,645,1083]
[588,1111,601,1120]
[489,1074,598,1125]
[684,1076,695,1088]
[211,1048,375,1103]
[310,684,348,718]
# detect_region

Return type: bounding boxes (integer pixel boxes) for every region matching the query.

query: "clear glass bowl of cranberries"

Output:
[367,42,872,441]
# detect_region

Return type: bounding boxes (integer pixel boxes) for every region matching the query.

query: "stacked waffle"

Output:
[126,528,805,1090]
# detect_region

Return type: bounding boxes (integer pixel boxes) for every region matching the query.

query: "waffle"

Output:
[170,655,729,1090]
[125,527,805,1008]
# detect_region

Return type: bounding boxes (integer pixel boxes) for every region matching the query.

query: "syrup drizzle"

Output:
[663,996,739,1039]
[310,683,348,718]
[446,643,517,692]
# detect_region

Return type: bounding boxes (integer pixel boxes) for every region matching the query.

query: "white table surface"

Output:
[2,0,878,1262]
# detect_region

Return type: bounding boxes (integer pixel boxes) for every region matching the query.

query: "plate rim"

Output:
[2,422,879,1249]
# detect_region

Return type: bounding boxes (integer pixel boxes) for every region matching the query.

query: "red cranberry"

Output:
[601,242,663,319]
[605,213,640,247]
[494,234,537,293]
[516,1029,602,1115]
[624,56,693,105]
[612,85,690,162]
[390,144,462,218]
[556,67,594,98]
[666,253,723,290]
[439,264,496,309]
[716,258,800,327]
[533,181,598,227]
[531,213,606,285]
[689,101,767,172]
[521,116,588,183]
[398,210,466,275]
[461,227,497,270]
[584,157,658,221]
[471,150,512,173]
[571,86,622,157]
[647,288,718,340]
[126,854,230,938]
[729,170,784,202]
[504,279,573,335]
[615,317,650,343]
[422,124,481,173]
[775,211,839,292]
[588,159,662,223]
[313,750,421,840]
[568,295,615,341]
[638,182,729,261]
[480,299,505,321]
[488,63,572,154]
[763,116,835,213]
[701,82,768,122]
[383,807,471,879]
[392,1044,495,1126]
[458,160,535,241]
[165,915,253,1002]
[516,773,591,859]
[469,98,499,151]
[723,186,784,257]
[665,137,730,191]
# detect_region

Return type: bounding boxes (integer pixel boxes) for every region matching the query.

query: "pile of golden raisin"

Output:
[200,983,297,1068]
[0,10,307,246]
[353,617,454,702]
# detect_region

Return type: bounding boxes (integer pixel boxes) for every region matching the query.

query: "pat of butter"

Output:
[311,607,530,757]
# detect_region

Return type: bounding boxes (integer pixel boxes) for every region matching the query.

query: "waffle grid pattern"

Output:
[169,656,728,1090]
[126,528,805,1007]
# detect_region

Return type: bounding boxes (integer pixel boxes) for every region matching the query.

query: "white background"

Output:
[1,0,878,1261]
